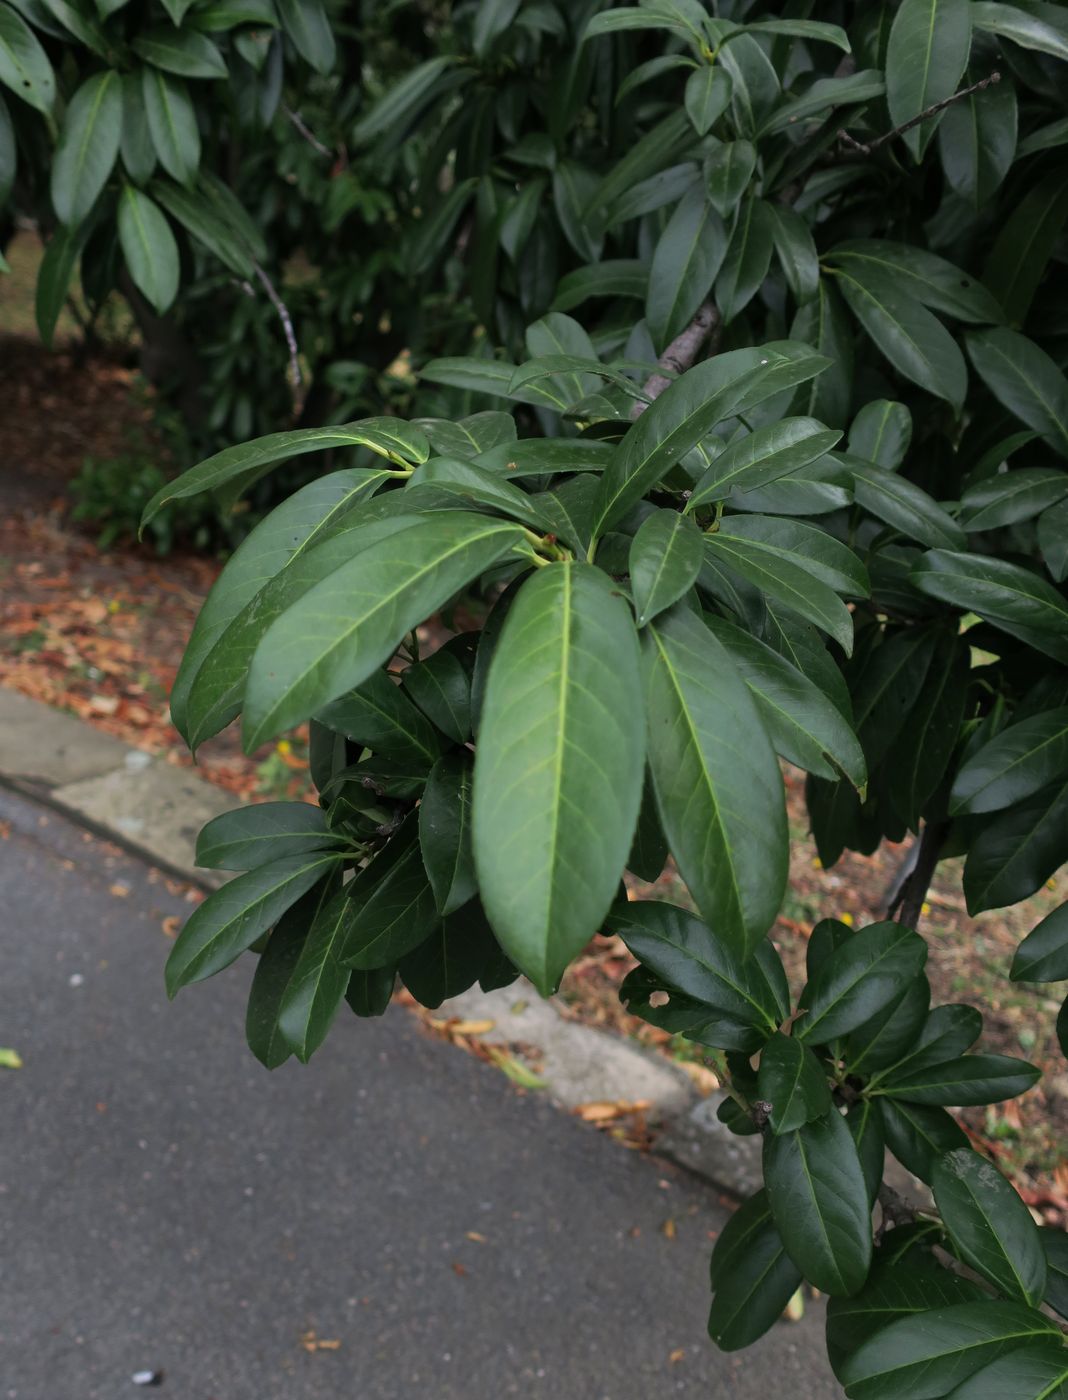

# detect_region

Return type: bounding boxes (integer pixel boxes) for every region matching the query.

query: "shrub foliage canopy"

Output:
[8,0,1068,1387]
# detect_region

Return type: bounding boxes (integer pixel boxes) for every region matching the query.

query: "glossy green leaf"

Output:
[643,605,787,958]
[703,528,855,653]
[886,0,972,161]
[245,882,331,1070]
[879,1098,969,1183]
[758,1032,832,1134]
[933,1147,1046,1304]
[1044,1228,1068,1320]
[0,1,54,113]
[585,109,696,232]
[119,73,156,186]
[401,647,471,745]
[747,18,850,50]
[345,966,395,1018]
[399,901,500,1009]
[1011,903,1068,983]
[419,755,477,917]
[845,977,931,1077]
[704,140,755,219]
[705,617,866,786]
[842,456,967,549]
[972,2,1068,60]
[964,779,1068,913]
[847,1099,886,1205]
[946,1345,1068,1398]
[707,1190,802,1352]
[170,471,385,738]
[629,509,703,627]
[826,1260,985,1371]
[277,888,354,1061]
[684,63,730,136]
[966,329,1068,458]
[839,1300,1061,1399]
[142,69,199,186]
[951,709,1068,816]
[646,187,726,349]
[960,468,1068,530]
[133,26,227,78]
[872,1003,984,1085]
[1038,499,1068,582]
[790,279,854,428]
[886,637,970,828]
[910,551,1068,664]
[151,178,256,276]
[35,222,89,349]
[550,260,648,312]
[410,456,551,532]
[143,420,425,529]
[797,921,928,1045]
[758,69,886,137]
[833,266,967,411]
[243,512,526,749]
[828,242,1003,325]
[848,401,913,471]
[196,801,345,871]
[275,0,335,72]
[117,186,178,315]
[606,899,784,1037]
[717,516,868,596]
[551,163,601,265]
[768,204,819,305]
[715,197,774,324]
[165,851,342,996]
[339,823,439,971]
[938,66,1017,208]
[51,72,122,227]
[418,413,515,462]
[764,1107,873,1296]
[984,170,1068,327]
[880,1053,1041,1106]
[690,418,841,508]
[472,564,644,995]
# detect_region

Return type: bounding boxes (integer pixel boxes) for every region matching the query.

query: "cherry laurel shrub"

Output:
[140,0,1068,1391]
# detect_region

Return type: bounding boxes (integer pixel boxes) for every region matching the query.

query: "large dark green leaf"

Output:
[399,900,500,1009]
[911,552,1068,664]
[317,667,443,767]
[196,801,345,871]
[243,513,526,749]
[972,1,1068,59]
[642,606,787,958]
[826,1261,985,1373]
[606,899,784,1038]
[707,1190,802,1351]
[703,529,855,652]
[339,822,439,970]
[797,921,928,1045]
[963,779,1068,912]
[689,417,841,508]
[275,0,335,73]
[593,347,819,535]
[938,66,1017,209]
[1039,499,1068,583]
[705,139,756,219]
[35,221,89,349]
[880,1053,1041,1106]
[790,279,854,427]
[951,709,1068,816]
[142,69,199,186]
[1011,903,1068,984]
[839,1300,1061,1399]
[472,564,644,994]
[165,851,342,996]
[960,468,1068,531]
[245,881,333,1070]
[0,1,54,113]
[848,400,912,471]
[717,515,869,596]
[841,455,966,549]
[757,1032,832,1134]
[133,26,228,79]
[946,1345,1068,1398]
[715,196,774,324]
[646,187,726,349]
[151,178,255,276]
[982,171,1068,327]
[1044,1228,1068,1320]
[886,0,972,161]
[764,1107,873,1295]
[705,617,866,785]
[870,1003,984,1086]
[933,1147,1046,1305]
[117,186,178,315]
[51,71,122,227]
[684,61,731,136]
[833,266,967,411]
[828,242,1003,325]
[879,1098,969,1182]
[886,638,970,828]
[844,977,931,1077]
[768,203,820,304]
[418,755,477,917]
[965,329,1068,458]
[277,887,354,1062]
[628,509,703,627]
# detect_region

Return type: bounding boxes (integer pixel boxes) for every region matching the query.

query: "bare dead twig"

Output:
[251,262,302,389]
[630,301,721,419]
[838,71,1001,158]
[282,104,333,158]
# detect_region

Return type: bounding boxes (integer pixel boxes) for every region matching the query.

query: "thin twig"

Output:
[630,301,721,419]
[282,104,332,158]
[252,261,302,388]
[838,71,1001,157]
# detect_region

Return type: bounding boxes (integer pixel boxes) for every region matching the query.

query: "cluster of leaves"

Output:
[129,0,1068,1389]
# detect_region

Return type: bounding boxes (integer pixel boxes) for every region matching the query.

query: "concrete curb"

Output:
[0,684,761,1198]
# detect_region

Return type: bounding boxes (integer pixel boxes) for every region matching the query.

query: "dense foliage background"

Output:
[6,0,1068,1391]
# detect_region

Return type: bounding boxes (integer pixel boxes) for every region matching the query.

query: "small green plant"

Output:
[71,448,233,554]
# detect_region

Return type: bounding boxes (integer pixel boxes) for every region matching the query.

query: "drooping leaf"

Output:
[628,508,703,627]
[142,68,200,186]
[715,196,774,324]
[0,1,54,113]
[418,754,477,917]
[879,1053,1041,1106]
[797,921,928,1045]
[472,564,644,995]
[848,400,913,471]
[965,329,1068,458]
[841,456,967,550]
[885,0,972,161]
[707,1190,802,1351]
[196,801,345,871]
[117,185,178,314]
[646,187,727,349]
[277,888,354,1062]
[910,551,1068,664]
[938,66,1017,208]
[133,26,228,79]
[245,882,332,1070]
[951,709,1068,816]
[690,417,841,508]
[704,139,756,219]
[933,1147,1047,1305]
[964,780,1068,913]
[959,468,1068,531]
[828,242,1003,325]
[757,1032,832,1134]
[50,71,122,226]
[275,0,335,72]
[1011,903,1068,984]
[339,819,439,970]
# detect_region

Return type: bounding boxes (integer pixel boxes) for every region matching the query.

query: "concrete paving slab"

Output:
[0,786,842,1399]
[0,687,131,787]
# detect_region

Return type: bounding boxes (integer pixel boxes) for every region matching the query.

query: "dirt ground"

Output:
[1,327,1065,1220]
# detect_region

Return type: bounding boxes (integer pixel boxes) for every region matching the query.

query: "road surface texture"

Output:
[0,785,840,1398]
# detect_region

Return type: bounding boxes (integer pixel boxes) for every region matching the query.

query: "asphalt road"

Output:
[0,785,840,1399]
